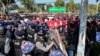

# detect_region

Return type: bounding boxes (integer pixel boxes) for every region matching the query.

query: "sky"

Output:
[34,0,99,4]
[15,0,100,7]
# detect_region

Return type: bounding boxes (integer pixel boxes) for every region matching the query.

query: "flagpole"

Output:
[77,0,88,56]
[55,29,68,56]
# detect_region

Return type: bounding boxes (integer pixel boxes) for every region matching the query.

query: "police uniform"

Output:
[14,28,25,56]
[0,20,6,54]
[34,29,48,56]
[27,23,36,42]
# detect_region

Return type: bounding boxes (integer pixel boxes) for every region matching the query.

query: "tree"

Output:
[47,4,52,10]
[88,4,96,15]
[55,0,64,7]
[0,0,5,13]
[98,4,100,13]
[0,0,15,14]
[8,4,19,10]
[1,0,15,5]
[20,0,34,12]
[68,0,76,12]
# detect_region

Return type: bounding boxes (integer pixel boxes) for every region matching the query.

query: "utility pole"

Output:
[77,0,88,56]
[96,0,99,14]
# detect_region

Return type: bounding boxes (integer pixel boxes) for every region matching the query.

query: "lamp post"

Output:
[96,0,99,14]
[77,0,88,56]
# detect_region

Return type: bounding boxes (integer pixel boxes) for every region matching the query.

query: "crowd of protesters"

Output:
[0,14,99,56]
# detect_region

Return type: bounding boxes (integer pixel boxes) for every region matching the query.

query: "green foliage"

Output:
[88,4,96,15]
[0,10,3,13]
[68,0,76,11]
[20,0,33,11]
[98,4,100,13]
[47,4,53,10]
[19,7,27,13]
[8,4,19,10]
[55,0,64,7]
[1,0,15,5]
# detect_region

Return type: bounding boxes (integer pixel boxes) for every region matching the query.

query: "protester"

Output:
[0,14,99,56]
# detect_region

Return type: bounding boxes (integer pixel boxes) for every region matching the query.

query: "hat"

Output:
[6,25,11,30]
[21,41,35,54]
[15,29,24,36]
[37,29,44,36]
[30,23,36,29]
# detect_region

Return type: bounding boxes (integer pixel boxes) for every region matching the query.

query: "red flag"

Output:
[37,19,43,23]
[32,20,37,23]
[62,20,68,26]
[47,20,55,29]
[54,19,60,29]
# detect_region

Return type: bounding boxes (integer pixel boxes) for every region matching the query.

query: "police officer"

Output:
[34,29,54,56]
[41,22,49,42]
[0,18,5,55]
[27,23,36,43]
[14,24,25,56]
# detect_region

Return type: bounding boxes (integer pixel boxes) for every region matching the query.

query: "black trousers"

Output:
[0,37,6,54]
